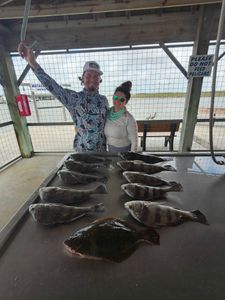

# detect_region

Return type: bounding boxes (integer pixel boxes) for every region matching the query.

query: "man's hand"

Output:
[17,41,38,69]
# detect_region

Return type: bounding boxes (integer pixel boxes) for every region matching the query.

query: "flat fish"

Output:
[64,159,105,173]
[123,171,182,188]
[58,169,107,185]
[118,152,167,164]
[117,160,176,174]
[29,203,105,225]
[39,183,107,205]
[70,153,111,165]
[63,217,160,263]
[121,183,182,200]
[124,201,209,227]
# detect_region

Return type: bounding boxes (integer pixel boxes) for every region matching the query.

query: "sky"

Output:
[1,42,225,98]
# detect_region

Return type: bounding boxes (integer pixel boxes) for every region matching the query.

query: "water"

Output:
[0,96,225,124]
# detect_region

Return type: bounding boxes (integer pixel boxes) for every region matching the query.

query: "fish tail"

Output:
[95,183,108,194]
[164,165,176,172]
[140,227,160,245]
[191,210,209,225]
[93,203,105,213]
[169,182,183,192]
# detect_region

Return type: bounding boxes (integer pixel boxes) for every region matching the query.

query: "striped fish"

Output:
[123,171,182,188]
[124,201,209,227]
[121,183,182,200]
[118,152,167,164]
[70,153,111,165]
[39,183,107,205]
[64,159,105,173]
[117,160,176,174]
[29,203,105,225]
[58,169,107,185]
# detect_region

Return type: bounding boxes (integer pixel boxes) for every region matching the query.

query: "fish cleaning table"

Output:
[0,154,225,300]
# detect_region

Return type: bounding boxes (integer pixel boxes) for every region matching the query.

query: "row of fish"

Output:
[119,153,209,228]
[29,152,209,263]
[29,153,112,225]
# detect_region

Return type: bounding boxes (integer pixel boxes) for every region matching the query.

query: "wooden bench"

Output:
[137,119,181,151]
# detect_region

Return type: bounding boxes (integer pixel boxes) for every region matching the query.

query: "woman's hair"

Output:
[114,81,132,101]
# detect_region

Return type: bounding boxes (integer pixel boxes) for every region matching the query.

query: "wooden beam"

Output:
[0,46,33,157]
[0,0,222,19]
[179,5,216,152]
[7,8,222,52]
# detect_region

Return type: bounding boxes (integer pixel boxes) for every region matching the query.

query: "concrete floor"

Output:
[0,154,64,231]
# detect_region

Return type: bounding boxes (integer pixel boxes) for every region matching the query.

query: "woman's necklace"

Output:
[107,107,125,121]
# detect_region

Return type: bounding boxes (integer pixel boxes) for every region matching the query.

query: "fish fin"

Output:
[101,176,108,183]
[191,210,209,225]
[164,165,177,172]
[93,203,105,213]
[95,183,108,194]
[139,227,160,245]
[169,183,183,192]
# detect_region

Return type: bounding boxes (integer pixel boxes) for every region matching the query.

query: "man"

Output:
[18,42,109,152]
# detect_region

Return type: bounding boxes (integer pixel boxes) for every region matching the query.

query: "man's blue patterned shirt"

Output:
[33,66,109,152]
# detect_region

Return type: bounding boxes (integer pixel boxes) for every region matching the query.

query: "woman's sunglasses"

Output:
[113,95,126,102]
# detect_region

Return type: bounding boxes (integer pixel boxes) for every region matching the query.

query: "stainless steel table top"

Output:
[0,154,225,300]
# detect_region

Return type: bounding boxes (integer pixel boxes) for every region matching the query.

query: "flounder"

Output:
[121,183,182,200]
[124,201,209,227]
[58,169,107,185]
[118,152,167,164]
[123,171,182,188]
[39,183,107,205]
[64,217,160,263]
[29,203,104,225]
[117,160,176,174]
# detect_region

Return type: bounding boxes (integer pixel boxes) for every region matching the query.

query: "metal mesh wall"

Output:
[0,42,223,156]
[0,86,21,168]
[12,44,191,152]
[193,43,225,151]
[0,125,21,168]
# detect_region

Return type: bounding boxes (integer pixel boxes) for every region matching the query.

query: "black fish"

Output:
[58,170,107,185]
[125,201,209,227]
[118,152,167,164]
[64,159,105,173]
[64,217,160,263]
[39,183,107,205]
[29,203,104,226]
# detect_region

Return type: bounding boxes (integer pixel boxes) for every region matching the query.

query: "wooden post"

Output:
[179,5,215,152]
[0,46,33,157]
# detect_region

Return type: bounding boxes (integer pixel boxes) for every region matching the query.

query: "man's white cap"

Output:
[83,61,103,75]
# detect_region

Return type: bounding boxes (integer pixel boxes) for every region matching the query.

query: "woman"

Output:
[104,81,138,153]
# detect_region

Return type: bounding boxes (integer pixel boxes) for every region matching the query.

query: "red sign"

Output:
[15,94,31,116]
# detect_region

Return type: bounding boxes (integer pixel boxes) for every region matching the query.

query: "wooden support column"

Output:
[179,5,215,152]
[0,45,33,157]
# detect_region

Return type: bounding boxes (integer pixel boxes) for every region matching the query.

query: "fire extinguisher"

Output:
[15,94,31,117]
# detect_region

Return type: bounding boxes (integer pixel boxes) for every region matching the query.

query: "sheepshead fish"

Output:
[121,183,182,200]
[64,159,105,173]
[64,217,160,263]
[39,183,107,205]
[117,160,176,174]
[70,153,111,165]
[124,201,209,227]
[118,152,167,164]
[58,170,107,185]
[123,171,182,188]
[29,203,104,225]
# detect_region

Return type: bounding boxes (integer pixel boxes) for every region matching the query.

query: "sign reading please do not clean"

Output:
[187,54,214,78]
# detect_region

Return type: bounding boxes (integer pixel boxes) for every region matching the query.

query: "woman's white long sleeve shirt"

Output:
[104,111,138,151]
